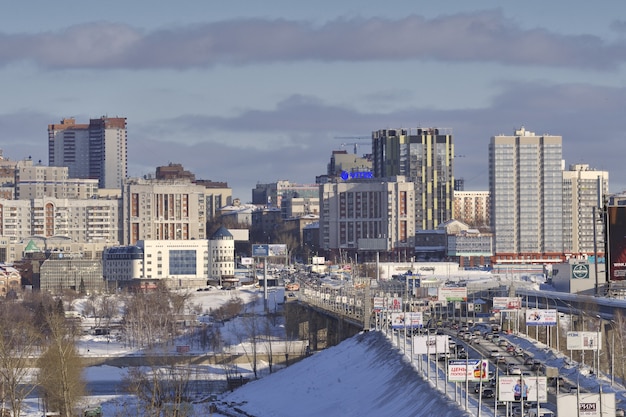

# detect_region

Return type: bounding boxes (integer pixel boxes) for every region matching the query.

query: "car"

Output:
[512,406,528,417]
[506,345,516,353]
[524,357,535,366]
[484,332,494,341]
[498,339,509,347]
[490,350,502,358]
[531,360,542,371]
[473,383,481,393]
[458,350,468,359]
[481,388,495,399]
[508,365,522,375]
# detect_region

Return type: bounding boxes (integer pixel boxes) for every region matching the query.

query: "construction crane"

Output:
[334,136,370,154]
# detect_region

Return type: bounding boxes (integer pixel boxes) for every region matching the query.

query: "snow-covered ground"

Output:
[13,277,626,416]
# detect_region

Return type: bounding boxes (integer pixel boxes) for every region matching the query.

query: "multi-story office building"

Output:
[122,177,207,245]
[453,191,490,230]
[103,239,209,289]
[372,127,454,230]
[48,116,127,189]
[489,127,563,255]
[562,164,608,255]
[102,230,235,290]
[319,176,415,256]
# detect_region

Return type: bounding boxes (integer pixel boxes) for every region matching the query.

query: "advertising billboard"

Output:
[608,205,626,281]
[240,257,254,265]
[412,335,449,355]
[557,393,616,417]
[498,376,547,402]
[438,286,467,302]
[525,309,558,326]
[566,331,602,351]
[390,312,423,329]
[447,359,489,382]
[252,244,269,257]
[493,297,522,311]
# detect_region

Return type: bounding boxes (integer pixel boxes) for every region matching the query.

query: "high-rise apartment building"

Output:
[372,127,454,230]
[562,164,608,255]
[48,116,127,189]
[489,127,563,255]
[122,177,207,245]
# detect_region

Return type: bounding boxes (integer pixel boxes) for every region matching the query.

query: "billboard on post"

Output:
[557,392,616,417]
[498,376,547,402]
[525,309,558,326]
[390,312,423,329]
[567,331,602,351]
[447,359,489,382]
[412,335,449,355]
[492,297,522,312]
[608,205,626,281]
[437,286,467,302]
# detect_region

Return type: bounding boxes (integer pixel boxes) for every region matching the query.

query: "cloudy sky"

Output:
[1,1,626,199]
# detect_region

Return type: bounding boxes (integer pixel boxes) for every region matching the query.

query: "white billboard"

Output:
[240,257,254,265]
[493,297,522,311]
[525,309,558,326]
[567,331,602,351]
[557,393,616,417]
[386,297,403,312]
[390,312,423,329]
[447,359,489,382]
[498,376,547,402]
[412,335,449,355]
[437,286,467,301]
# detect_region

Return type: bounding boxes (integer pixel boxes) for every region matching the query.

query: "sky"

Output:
[1,1,626,199]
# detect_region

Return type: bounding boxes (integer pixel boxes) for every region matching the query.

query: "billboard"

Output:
[240,257,254,265]
[268,244,287,256]
[608,205,626,281]
[498,376,547,402]
[493,297,522,311]
[447,359,489,382]
[557,393,616,417]
[438,286,467,302]
[252,244,269,257]
[567,331,602,351]
[525,309,558,326]
[390,312,423,329]
[412,335,449,355]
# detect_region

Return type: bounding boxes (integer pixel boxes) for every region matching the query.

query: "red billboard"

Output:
[608,206,626,281]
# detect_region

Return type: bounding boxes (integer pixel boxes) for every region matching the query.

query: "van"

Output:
[528,407,555,417]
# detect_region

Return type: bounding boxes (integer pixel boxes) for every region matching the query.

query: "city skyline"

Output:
[1,2,626,199]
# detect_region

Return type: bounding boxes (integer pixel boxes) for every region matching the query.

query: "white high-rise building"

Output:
[562,164,608,254]
[489,127,563,255]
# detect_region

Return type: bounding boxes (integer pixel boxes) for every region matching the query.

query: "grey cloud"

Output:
[0,12,624,70]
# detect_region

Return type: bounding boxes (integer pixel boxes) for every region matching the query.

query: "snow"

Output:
[12,279,626,416]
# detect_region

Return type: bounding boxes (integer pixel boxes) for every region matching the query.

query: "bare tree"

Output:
[122,352,193,417]
[0,303,42,417]
[36,311,86,417]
